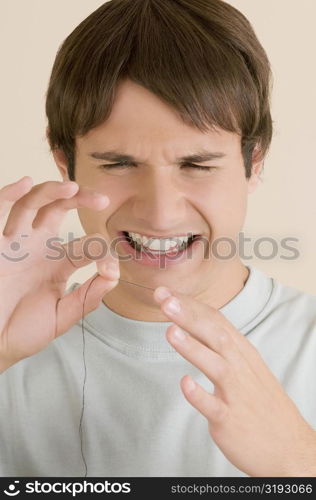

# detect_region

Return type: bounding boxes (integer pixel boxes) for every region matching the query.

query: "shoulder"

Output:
[269,275,316,320]
[259,272,316,342]
[238,266,316,339]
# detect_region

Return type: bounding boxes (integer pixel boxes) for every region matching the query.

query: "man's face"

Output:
[55,79,260,310]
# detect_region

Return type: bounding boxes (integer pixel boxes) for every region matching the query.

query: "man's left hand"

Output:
[153,286,316,477]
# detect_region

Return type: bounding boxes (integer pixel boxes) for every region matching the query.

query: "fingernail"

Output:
[13,176,32,185]
[164,297,181,314]
[92,190,107,198]
[172,327,186,341]
[104,262,120,278]
[63,181,77,187]
[155,287,172,301]
[94,193,110,206]
[108,262,119,271]
[186,377,196,392]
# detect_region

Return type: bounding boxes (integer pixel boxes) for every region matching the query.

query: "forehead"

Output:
[77,79,241,158]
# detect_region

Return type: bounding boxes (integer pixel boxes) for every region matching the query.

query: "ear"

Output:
[46,127,70,182]
[247,144,265,194]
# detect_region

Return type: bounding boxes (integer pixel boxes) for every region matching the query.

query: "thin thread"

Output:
[78,273,155,477]
[79,273,99,477]
[118,278,156,291]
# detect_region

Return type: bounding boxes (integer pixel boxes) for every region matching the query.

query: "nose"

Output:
[130,168,187,232]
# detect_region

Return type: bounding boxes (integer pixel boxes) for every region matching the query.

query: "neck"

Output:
[102,258,249,321]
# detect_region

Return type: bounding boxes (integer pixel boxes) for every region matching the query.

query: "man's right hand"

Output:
[0,177,120,373]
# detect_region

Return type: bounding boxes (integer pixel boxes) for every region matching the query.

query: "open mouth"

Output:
[121,231,201,254]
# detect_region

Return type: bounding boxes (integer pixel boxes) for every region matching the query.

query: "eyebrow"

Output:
[88,150,226,164]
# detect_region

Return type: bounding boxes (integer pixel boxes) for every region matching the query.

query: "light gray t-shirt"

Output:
[1,266,316,477]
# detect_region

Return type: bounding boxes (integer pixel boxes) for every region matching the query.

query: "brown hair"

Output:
[45,0,273,180]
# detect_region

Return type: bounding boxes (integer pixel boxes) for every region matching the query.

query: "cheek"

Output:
[77,191,129,236]
[77,201,116,236]
[75,163,98,188]
[75,168,128,233]
[201,178,248,236]
[77,207,102,233]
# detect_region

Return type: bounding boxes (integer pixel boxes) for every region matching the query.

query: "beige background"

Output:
[0,0,315,294]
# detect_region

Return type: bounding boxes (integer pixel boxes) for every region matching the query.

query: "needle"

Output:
[118,278,156,291]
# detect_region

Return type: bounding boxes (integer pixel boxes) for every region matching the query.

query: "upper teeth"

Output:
[127,232,191,252]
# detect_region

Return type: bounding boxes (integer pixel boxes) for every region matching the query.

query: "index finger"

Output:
[32,186,110,233]
[0,177,33,221]
[153,287,271,377]
[2,181,79,235]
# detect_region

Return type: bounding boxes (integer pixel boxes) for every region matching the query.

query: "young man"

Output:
[0,0,316,477]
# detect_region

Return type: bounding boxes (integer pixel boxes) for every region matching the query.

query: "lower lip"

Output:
[117,231,203,267]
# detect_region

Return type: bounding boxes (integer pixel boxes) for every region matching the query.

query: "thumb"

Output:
[58,232,118,277]
[55,272,118,337]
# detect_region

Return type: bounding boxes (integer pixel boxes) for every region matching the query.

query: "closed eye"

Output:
[98,161,137,170]
[181,163,216,171]
[98,162,216,171]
